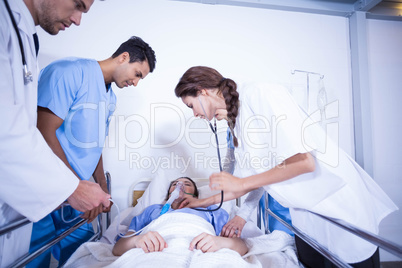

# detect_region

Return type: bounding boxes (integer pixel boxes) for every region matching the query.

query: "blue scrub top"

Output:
[128,204,229,236]
[227,128,235,149]
[38,57,116,180]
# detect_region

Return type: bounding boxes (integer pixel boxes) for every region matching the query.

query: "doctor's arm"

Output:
[210,152,315,199]
[178,185,246,209]
[178,188,263,237]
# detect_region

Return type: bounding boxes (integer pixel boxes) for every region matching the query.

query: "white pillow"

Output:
[121,168,172,225]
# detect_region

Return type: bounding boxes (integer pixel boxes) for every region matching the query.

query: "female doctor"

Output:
[174,66,398,267]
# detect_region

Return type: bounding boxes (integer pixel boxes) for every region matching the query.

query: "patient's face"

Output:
[169,178,196,196]
[168,178,197,210]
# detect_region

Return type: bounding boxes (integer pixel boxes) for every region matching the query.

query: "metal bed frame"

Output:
[1,174,401,268]
[257,192,402,268]
[0,172,112,268]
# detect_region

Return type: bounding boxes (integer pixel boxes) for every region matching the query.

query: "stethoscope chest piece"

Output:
[24,65,33,85]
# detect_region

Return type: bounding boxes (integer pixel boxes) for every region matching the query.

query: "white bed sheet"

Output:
[64,173,301,267]
[65,212,299,268]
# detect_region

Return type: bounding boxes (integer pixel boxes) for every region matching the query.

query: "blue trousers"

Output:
[28,207,94,267]
[260,194,293,235]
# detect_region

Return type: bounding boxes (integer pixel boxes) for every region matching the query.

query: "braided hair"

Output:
[175,66,239,147]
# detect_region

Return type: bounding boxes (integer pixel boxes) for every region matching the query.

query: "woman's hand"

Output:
[189,233,224,253]
[177,195,203,209]
[220,216,246,238]
[113,231,167,256]
[132,231,167,253]
[209,172,248,198]
[189,232,248,256]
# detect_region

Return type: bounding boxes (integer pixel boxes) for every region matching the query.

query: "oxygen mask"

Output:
[160,181,185,215]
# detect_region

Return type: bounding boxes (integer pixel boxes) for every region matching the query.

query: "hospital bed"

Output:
[61,175,299,267]
[1,172,401,267]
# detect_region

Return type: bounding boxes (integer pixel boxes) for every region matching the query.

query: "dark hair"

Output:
[174,66,239,147]
[112,36,156,72]
[165,177,199,201]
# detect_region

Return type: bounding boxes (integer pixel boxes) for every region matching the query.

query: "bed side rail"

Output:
[0,217,30,237]
[306,209,402,259]
[260,192,402,268]
[105,171,112,229]
[0,171,112,268]
[9,218,99,268]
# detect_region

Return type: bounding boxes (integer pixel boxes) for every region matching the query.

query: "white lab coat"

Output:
[0,0,79,266]
[234,82,398,263]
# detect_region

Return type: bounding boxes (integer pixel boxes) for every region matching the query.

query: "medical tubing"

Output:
[110,198,145,241]
[60,199,144,242]
[60,203,84,223]
[160,181,184,215]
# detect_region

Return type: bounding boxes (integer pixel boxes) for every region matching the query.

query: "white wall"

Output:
[38,0,354,208]
[35,0,402,261]
[367,18,402,262]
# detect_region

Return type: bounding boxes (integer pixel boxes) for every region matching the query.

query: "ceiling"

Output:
[172,0,402,19]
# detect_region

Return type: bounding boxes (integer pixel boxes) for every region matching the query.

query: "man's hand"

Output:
[81,204,103,223]
[67,180,110,212]
[79,181,112,222]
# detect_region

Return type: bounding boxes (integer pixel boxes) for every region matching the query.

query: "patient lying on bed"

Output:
[64,176,299,267]
[113,177,248,256]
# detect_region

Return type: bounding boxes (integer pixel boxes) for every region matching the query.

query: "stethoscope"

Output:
[4,0,34,85]
[60,96,225,239]
[193,95,224,212]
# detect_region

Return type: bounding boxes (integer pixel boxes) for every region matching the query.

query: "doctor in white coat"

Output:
[174,66,398,267]
[0,0,110,266]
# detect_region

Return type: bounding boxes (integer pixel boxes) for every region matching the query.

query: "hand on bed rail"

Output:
[67,180,111,213]
[81,203,107,223]
[81,186,113,222]
[221,216,246,238]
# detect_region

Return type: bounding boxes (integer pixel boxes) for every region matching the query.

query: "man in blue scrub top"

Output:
[28,36,157,267]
